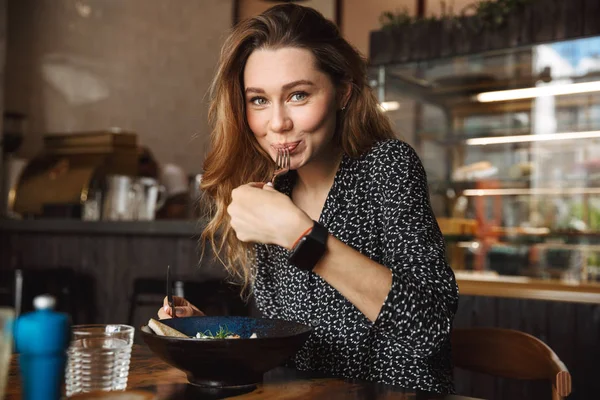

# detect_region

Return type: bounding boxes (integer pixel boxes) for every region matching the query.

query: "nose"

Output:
[269,104,293,133]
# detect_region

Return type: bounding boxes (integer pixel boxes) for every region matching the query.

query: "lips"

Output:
[273,141,300,153]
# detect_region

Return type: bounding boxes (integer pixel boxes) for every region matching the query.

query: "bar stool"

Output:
[127,277,248,326]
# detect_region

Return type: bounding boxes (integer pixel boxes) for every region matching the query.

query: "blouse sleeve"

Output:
[371,142,458,358]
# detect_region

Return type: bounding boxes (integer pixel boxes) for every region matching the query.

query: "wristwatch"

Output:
[288,221,328,271]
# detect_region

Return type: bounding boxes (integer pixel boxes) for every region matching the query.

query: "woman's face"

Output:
[243,47,342,170]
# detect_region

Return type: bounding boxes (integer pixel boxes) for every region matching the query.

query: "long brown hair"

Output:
[201,4,395,294]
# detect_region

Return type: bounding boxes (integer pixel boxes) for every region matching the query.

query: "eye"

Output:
[250,97,268,106]
[290,92,308,102]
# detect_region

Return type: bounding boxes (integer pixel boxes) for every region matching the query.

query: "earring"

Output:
[341,106,346,111]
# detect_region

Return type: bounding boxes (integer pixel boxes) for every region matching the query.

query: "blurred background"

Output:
[0,1,599,399]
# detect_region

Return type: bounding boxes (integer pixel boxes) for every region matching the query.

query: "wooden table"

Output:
[5,345,484,399]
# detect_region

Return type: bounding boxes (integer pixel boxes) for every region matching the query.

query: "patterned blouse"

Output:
[253,139,459,393]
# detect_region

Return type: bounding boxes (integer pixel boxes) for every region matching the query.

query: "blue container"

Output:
[13,294,71,400]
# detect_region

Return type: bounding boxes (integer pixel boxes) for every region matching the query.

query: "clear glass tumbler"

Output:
[65,324,134,397]
[0,308,15,400]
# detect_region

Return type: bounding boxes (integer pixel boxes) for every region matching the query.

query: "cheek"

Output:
[246,111,267,139]
[293,105,335,134]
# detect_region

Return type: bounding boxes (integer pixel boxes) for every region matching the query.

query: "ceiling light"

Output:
[475,80,600,102]
[379,101,400,112]
[466,130,600,146]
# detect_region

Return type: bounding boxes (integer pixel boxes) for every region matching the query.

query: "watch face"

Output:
[289,235,326,271]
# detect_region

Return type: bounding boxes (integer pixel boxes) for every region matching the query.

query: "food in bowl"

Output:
[194,325,259,339]
[140,316,312,387]
[148,318,258,339]
[147,318,188,338]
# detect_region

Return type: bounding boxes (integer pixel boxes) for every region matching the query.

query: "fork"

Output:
[166,265,176,319]
[271,147,290,184]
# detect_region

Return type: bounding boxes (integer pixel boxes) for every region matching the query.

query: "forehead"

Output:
[243,47,329,89]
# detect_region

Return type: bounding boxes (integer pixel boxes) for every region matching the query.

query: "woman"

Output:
[158,4,458,393]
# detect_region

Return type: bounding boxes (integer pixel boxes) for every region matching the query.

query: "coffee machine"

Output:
[11,129,138,218]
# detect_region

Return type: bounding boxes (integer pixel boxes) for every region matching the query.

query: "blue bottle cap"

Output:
[14,294,71,354]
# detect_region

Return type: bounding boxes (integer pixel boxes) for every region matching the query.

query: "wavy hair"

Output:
[200,4,395,295]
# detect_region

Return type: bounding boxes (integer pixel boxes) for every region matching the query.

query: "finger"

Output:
[165,296,189,307]
[172,296,189,306]
[173,306,195,317]
[158,307,171,319]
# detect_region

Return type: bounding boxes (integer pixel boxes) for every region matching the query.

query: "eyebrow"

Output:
[245,79,315,95]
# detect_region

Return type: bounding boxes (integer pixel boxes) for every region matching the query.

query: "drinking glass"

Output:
[0,308,15,400]
[65,324,134,396]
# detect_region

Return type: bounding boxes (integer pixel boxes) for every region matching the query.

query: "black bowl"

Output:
[140,316,312,388]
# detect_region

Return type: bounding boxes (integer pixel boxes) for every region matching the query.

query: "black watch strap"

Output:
[288,221,328,271]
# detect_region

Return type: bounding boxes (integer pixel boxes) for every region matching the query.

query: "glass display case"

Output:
[371,35,600,283]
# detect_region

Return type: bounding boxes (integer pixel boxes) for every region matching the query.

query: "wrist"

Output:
[288,220,329,271]
[283,213,314,250]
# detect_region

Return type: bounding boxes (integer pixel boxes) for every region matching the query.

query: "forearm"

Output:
[313,235,393,322]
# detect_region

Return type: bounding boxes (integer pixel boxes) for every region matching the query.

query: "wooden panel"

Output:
[583,0,600,36]
[0,229,229,324]
[574,304,600,400]
[369,0,600,65]
[455,295,600,400]
[555,0,584,40]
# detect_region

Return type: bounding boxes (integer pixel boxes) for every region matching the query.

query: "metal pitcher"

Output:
[131,177,166,220]
[102,175,136,221]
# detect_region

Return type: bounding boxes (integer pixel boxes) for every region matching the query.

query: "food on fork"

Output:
[147,318,188,338]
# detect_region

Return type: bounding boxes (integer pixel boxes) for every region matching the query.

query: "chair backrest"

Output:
[0,269,23,316]
[452,327,572,400]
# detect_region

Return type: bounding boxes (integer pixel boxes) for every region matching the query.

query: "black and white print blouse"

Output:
[253,139,459,393]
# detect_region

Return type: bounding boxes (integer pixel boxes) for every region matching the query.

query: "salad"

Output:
[194,325,257,339]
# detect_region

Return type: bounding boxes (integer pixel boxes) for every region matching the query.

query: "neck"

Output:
[294,146,343,195]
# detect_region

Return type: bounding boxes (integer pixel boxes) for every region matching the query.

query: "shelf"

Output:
[429,178,600,193]
[442,234,476,242]
[417,123,600,146]
[455,272,600,304]
[494,228,600,238]
[450,92,600,117]
[0,218,204,236]
[387,69,600,113]
[444,229,600,240]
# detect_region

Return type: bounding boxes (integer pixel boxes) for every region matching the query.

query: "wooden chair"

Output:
[452,327,572,400]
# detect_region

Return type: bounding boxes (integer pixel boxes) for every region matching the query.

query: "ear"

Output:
[338,81,352,110]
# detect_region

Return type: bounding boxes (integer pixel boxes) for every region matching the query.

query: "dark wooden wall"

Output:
[0,221,231,329]
[370,0,600,65]
[454,295,600,400]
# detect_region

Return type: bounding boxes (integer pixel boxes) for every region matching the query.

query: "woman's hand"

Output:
[227,182,313,249]
[157,296,205,319]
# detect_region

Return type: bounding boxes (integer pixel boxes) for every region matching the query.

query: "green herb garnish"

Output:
[202,325,235,339]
